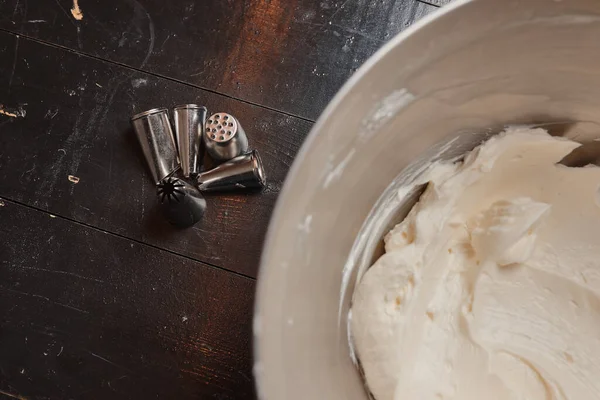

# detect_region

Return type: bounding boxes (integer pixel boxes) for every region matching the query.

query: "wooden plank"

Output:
[0,199,256,399]
[0,0,437,120]
[0,31,310,278]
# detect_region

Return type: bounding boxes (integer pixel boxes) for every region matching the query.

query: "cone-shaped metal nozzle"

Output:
[157,177,206,228]
[204,112,248,162]
[196,150,266,192]
[173,104,207,177]
[132,108,179,184]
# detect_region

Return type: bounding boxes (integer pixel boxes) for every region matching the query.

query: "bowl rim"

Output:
[253,0,473,398]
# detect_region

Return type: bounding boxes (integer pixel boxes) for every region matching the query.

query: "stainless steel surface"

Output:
[196,150,266,191]
[204,112,249,162]
[157,177,206,228]
[131,107,179,184]
[173,104,208,177]
[254,0,600,399]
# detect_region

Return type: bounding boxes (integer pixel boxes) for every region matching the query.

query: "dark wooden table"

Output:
[0,0,445,398]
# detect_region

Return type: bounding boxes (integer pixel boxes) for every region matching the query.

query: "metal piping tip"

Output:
[173,104,208,177]
[204,112,249,162]
[131,108,179,184]
[157,177,206,228]
[196,150,266,192]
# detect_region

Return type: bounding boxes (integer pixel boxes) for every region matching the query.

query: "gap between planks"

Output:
[0,196,257,282]
[416,0,444,8]
[0,27,316,124]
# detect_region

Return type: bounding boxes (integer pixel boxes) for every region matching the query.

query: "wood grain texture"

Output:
[0,1,442,398]
[0,199,256,399]
[0,0,437,120]
[0,31,310,278]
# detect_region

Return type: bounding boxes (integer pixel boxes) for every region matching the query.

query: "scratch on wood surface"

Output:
[180,368,205,378]
[0,285,89,314]
[107,374,128,391]
[330,23,380,43]
[76,25,83,49]
[52,0,77,28]
[12,0,21,17]
[319,0,351,35]
[8,35,19,89]
[18,265,105,283]
[138,4,155,70]
[140,179,145,220]
[71,0,83,20]
[89,352,133,372]
[44,108,59,119]
[0,389,27,400]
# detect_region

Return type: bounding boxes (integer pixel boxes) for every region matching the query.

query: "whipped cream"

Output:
[351,128,600,400]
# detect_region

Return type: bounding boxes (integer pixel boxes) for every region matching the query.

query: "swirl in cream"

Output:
[351,128,600,400]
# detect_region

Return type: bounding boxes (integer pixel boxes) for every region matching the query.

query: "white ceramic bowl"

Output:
[255,0,600,398]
